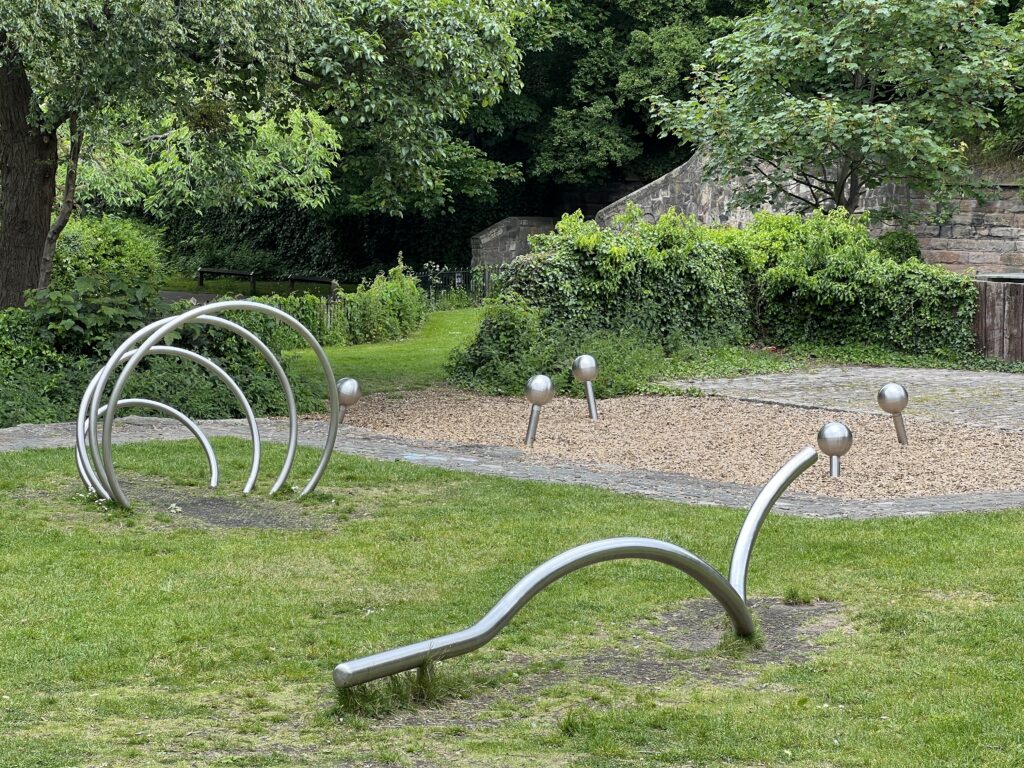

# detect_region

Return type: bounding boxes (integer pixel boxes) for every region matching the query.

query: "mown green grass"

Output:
[2,440,1024,766]
[289,307,482,395]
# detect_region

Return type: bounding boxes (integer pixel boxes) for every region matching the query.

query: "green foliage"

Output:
[51,215,165,290]
[22,275,169,358]
[652,0,1018,216]
[876,230,923,264]
[447,295,666,395]
[451,208,979,394]
[509,205,751,345]
[345,263,428,345]
[0,276,329,428]
[475,0,752,188]
[749,211,977,355]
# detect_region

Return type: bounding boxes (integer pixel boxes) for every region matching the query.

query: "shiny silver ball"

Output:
[571,354,598,383]
[525,374,554,406]
[336,377,362,407]
[817,422,853,457]
[877,383,909,415]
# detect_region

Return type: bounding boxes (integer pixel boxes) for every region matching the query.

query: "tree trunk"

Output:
[0,53,58,308]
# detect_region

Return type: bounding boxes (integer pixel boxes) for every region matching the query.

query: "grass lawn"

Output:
[289,307,482,396]
[3,440,1024,766]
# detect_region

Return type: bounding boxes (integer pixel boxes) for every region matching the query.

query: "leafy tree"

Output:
[0,0,541,307]
[468,0,754,190]
[651,0,1019,215]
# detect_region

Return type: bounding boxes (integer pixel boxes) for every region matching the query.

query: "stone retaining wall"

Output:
[595,152,1024,274]
[470,216,554,268]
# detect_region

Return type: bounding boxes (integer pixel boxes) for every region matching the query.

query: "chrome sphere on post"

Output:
[877,383,909,445]
[336,377,362,423]
[524,374,554,447]
[816,421,853,478]
[571,354,599,421]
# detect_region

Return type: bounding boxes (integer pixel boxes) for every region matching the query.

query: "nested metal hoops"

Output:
[75,300,340,507]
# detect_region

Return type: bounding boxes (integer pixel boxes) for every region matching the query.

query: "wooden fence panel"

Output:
[974,279,1024,362]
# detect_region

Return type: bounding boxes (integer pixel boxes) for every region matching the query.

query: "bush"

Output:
[0,277,323,428]
[752,210,976,355]
[51,215,164,290]
[506,206,750,346]
[346,261,428,344]
[876,230,923,263]
[447,295,667,396]
[450,207,978,395]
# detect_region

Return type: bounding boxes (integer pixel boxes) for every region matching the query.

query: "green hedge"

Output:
[720,211,977,356]
[450,206,978,395]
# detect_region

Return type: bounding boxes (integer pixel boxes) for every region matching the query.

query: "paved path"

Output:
[4,414,1024,520]
[669,366,1024,432]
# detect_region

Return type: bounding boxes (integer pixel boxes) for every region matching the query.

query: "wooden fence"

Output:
[974,280,1024,362]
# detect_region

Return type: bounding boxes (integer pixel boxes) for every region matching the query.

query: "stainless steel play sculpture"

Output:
[336,378,362,423]
[524,374,554,447]
[75,300,341,507]
[877,383,909,445]
[332,446,818,689]
[572,354,599,420]
[817,422,853,478]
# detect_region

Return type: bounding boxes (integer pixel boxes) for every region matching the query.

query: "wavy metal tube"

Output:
[333,537,753,688]
[728,445,817,603]
[93,301,339,508]
[77,398,219,490]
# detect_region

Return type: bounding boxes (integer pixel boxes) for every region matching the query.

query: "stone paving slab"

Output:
[3,415,1023,519]
[668,365,1024,432]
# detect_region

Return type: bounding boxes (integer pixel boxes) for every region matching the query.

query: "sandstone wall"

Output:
[470,216,554,268]
[594,153,1024,275]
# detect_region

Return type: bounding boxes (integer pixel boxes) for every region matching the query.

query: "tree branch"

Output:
[39,114,84,286]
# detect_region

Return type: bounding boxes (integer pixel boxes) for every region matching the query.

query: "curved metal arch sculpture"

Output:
[76,300,340,507]
[333,446,818,688]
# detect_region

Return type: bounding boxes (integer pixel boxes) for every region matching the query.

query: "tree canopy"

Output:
[467,0,754,190]
[651,0,1020,214]
[0,0,544,306]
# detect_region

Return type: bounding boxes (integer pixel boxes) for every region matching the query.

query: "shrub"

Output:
[511,206,750,346]
[346,261,428,344]
[876,230,923,263]
[51,215,164,290]
[450,207,978,396]
[22,274,170,358]
[0,277,322,428]
[447,295,666,396]
[754,210,976,355]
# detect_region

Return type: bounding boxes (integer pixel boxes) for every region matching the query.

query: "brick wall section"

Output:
[595,152,1024,275]
[470,216,554,268]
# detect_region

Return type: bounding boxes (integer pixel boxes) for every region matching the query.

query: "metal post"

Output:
[893,413,908,445]
[585,381,598,421]
[571,355,599,421]
[523,375,554,447]
[817,422,853,480]
[525,404,541,447]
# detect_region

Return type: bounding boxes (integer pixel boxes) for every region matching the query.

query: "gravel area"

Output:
[345,389,1024,500]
